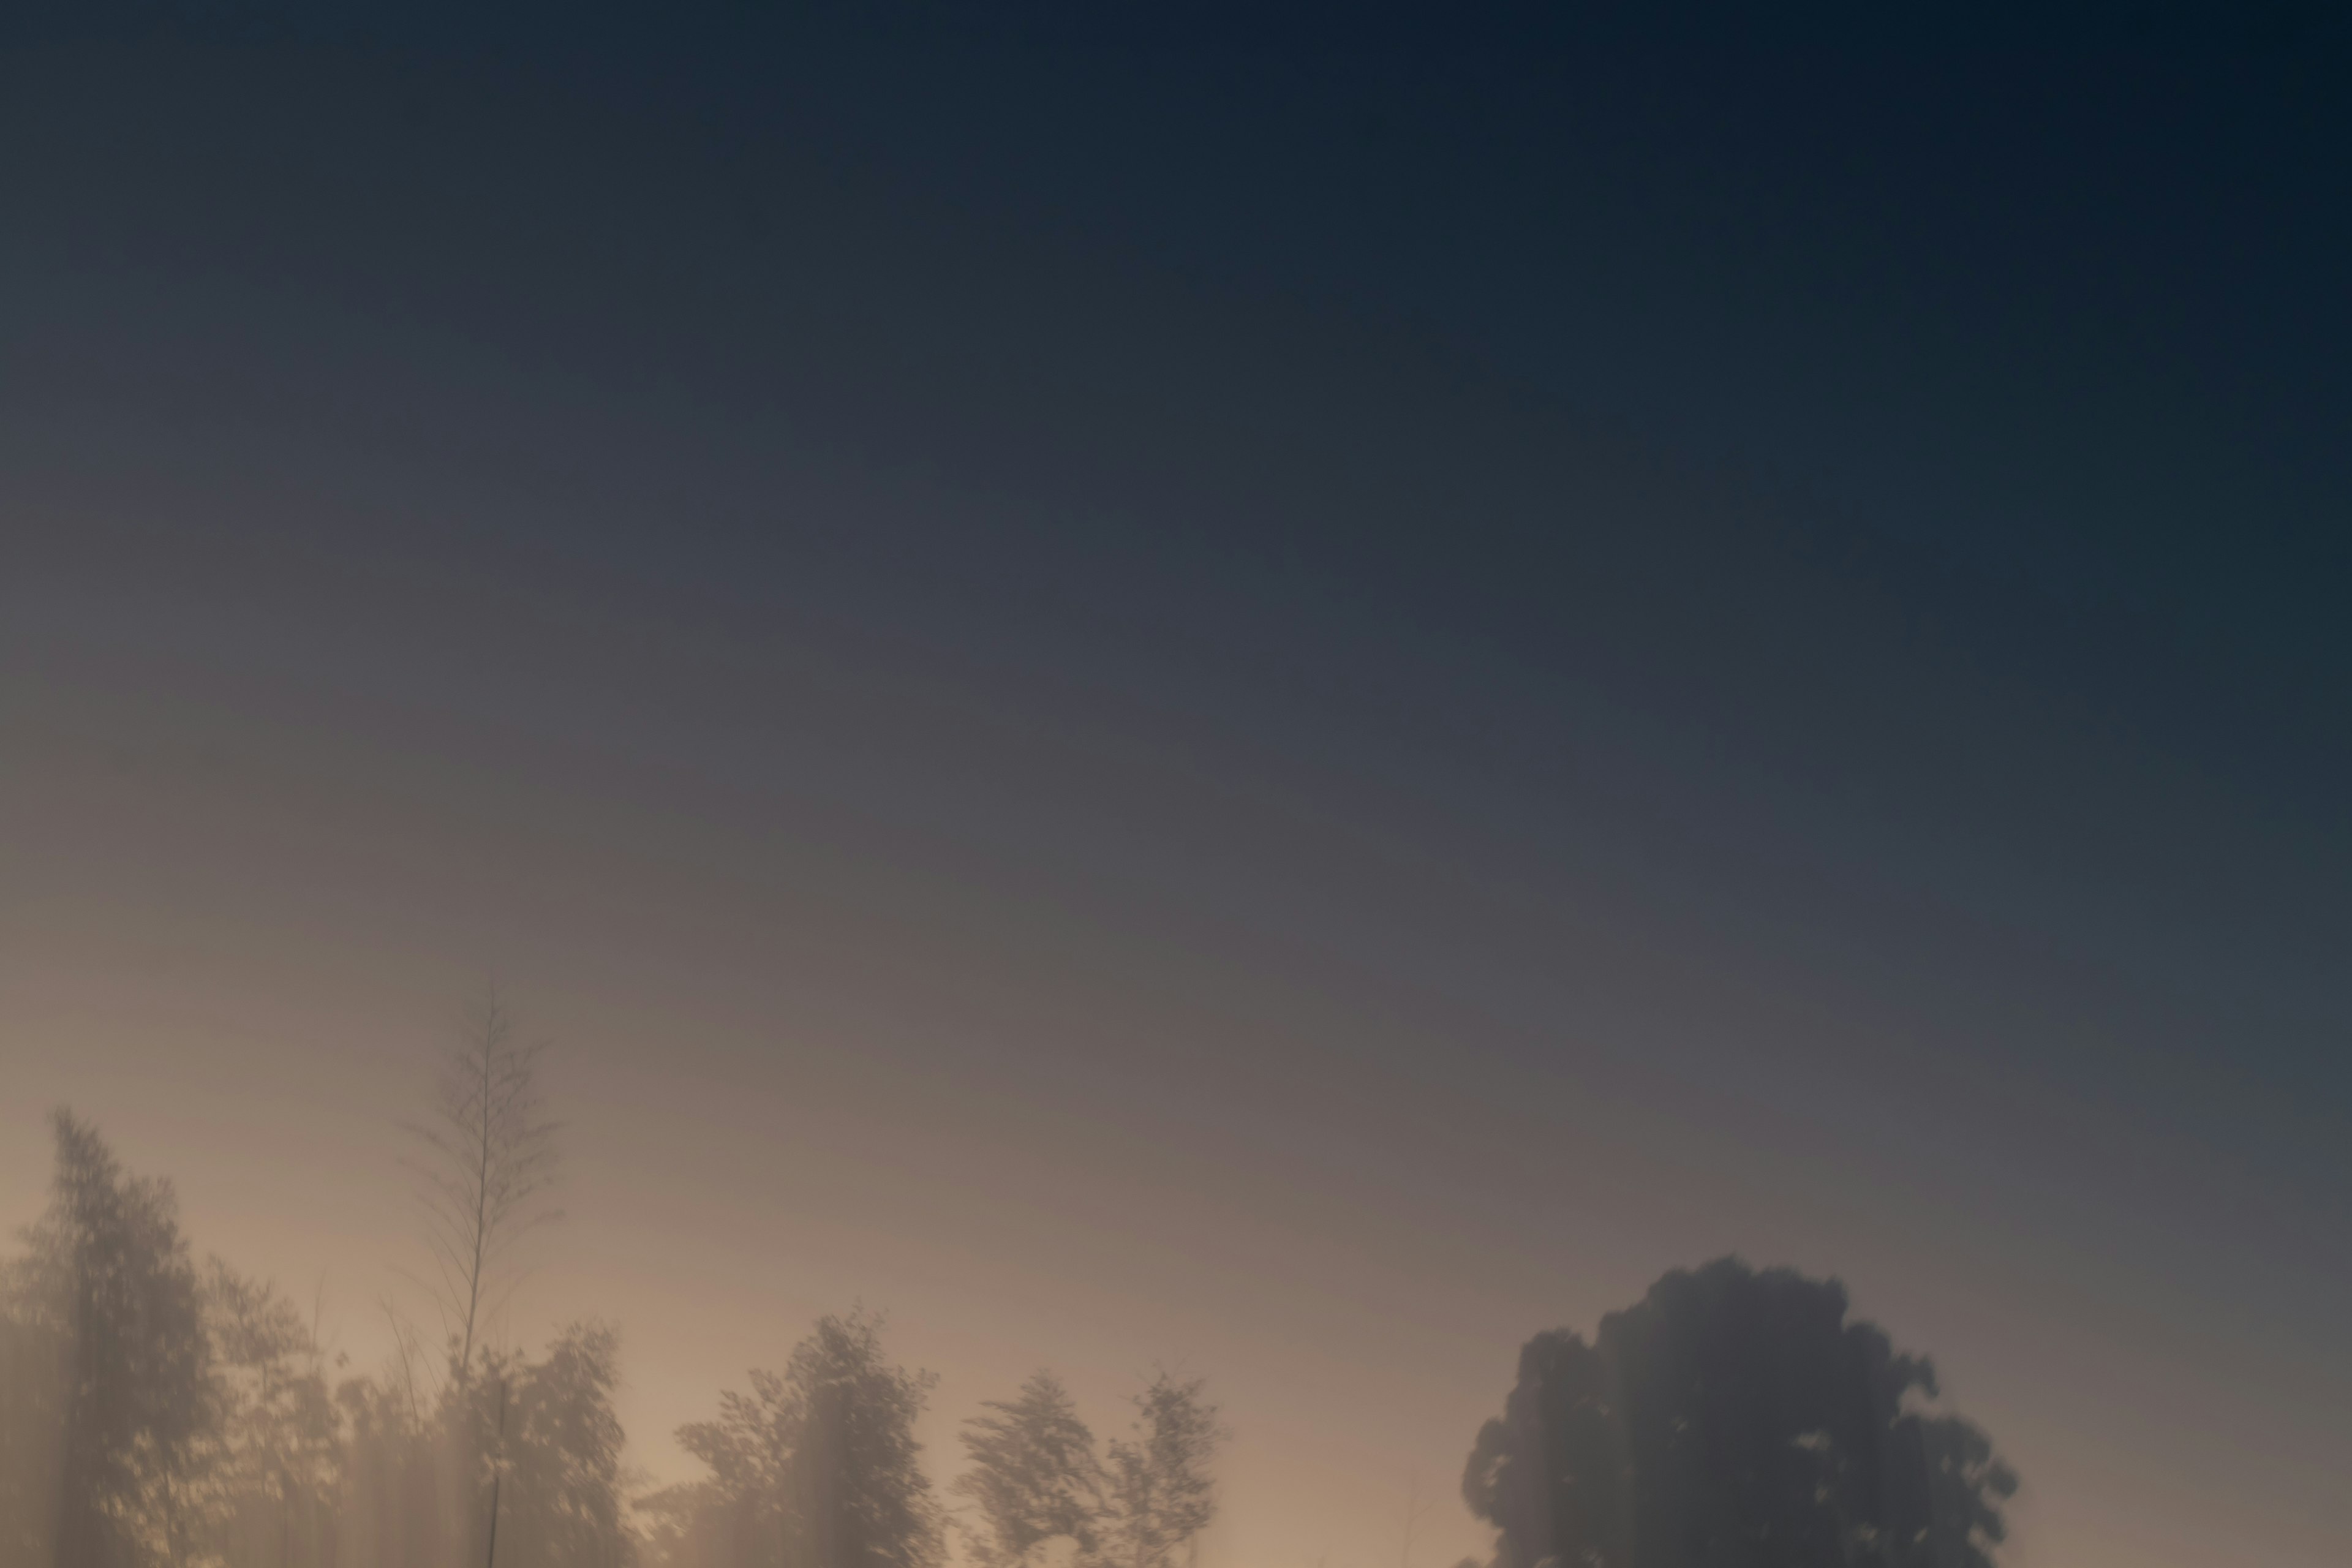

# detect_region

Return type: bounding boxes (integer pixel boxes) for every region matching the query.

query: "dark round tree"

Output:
[1464,1259,2015,1568]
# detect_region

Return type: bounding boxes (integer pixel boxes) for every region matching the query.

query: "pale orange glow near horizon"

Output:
[4,26,2347,1566]
[5,649,2339,1568]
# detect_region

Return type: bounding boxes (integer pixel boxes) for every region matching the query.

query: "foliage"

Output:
[658,1310,944,1568]
[1099,1370,1224,1568]
[0,1094,1239,1568]
[186,1260,345,1568]
[333,1368,450,1568]
[953,1371,1104,1568]
[1463,1258,2017,1568]
[470,1322,638,1568]
[0,1242,70,1562]
[4,1109,212,1568]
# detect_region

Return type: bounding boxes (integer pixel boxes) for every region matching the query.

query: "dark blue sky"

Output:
[4,10,2348,1566]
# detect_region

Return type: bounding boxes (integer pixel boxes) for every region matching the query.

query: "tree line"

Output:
[3,1000,2018,1568]
[2,1003,1223,1568]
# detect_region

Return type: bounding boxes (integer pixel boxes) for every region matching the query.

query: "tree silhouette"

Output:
[786,1312,944,1568]
[954,1370,1104,1568]
[190,1260,344,1568]
[1100,1370,1223,1568]
[661,1308,944,1568]
[0,1248,70,1564]
[402,994,563,1390]
[1463,1258,2016,1568]
[334,1366,447,1568]
[5,1110,213,1568]
[469,1322,636,1568]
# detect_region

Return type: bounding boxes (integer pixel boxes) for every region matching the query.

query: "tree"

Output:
[1100,1370,1223,1568]
[782,1311,943,1568]
[333,1363,447,1568]
[664,1363,803,1568]
[471,1322,636,1568]
[663,1309,944,1568]
[1462,1257,2018,1568]
[403,994,562,1389]
[953,1371,1104,1568]
[0,1227,71,1565]
[190,1261,345,1568]
[6,1110,213,1568]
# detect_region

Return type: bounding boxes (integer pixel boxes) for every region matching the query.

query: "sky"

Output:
[3,9,2348,1568]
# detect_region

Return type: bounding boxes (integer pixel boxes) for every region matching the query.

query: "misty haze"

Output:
[3,11,2346,1568]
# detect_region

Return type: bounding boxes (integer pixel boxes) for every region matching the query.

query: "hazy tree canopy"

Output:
[4,1110,213,1568]
[188,1260,344,1568]
[787,1313,944,1568]
[1101,1370,1223,1568]
[953,1370,1104,1568]
[332,1368,449,1568]
[0,1095,635,1568]
[656,1309,944,1568]
[473,1322,636,1568]
[1463,1258,2016,1568]
[0,1288,69,1566]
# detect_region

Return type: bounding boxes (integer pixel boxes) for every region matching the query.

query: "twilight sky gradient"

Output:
[3,11,2348,1568]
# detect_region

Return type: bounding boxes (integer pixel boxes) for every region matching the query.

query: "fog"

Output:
[6,11,2350,1568]
[1,1065,2013,1568]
